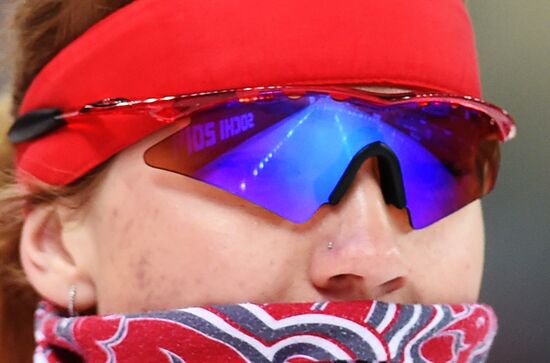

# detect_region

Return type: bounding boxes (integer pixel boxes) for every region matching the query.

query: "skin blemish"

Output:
[135,253,152,291]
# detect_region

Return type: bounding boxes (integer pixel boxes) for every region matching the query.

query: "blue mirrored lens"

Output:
[144,94,500,228]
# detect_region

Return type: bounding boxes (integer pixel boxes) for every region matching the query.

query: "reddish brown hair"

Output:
[0,1,131,361]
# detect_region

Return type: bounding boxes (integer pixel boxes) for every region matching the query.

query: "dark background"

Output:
[1,1,549,361]
[467,1,550,361]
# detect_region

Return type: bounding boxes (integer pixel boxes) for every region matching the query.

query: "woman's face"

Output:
[34,87,486,315]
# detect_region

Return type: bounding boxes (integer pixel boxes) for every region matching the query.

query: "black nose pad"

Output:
[328,141,407,209]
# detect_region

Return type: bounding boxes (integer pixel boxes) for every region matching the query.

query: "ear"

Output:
[19,205,96,313]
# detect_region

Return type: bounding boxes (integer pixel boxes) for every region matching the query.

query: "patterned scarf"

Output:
[34,299,497,363]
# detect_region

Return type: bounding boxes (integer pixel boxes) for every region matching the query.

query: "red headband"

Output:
[16,0,480,185]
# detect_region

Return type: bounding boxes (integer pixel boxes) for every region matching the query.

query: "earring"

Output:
[68,284,78,317]
[327,241,334,250]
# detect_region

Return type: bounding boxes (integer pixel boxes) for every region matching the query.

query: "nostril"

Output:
[323,274,361,292]
[330,274,348,282]
[381,276,406,295]
[318,274,406,300]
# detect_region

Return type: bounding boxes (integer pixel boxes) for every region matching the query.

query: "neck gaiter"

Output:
[34,299,497,363]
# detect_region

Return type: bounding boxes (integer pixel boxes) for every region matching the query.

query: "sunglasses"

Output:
[10,86,516,229]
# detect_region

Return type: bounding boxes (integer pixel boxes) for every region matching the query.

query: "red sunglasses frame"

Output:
[9,85,516,145]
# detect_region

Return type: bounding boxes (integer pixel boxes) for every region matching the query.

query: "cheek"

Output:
[89,171,300,314]
[402,201,485,304]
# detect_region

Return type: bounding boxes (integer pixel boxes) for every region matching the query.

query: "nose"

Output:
[308,157,410,301]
